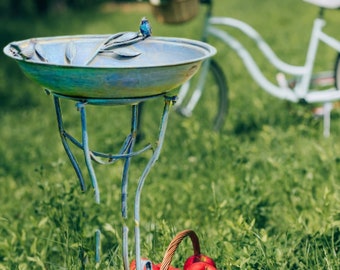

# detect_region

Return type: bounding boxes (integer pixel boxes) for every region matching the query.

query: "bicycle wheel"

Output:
[334,53,340,89]
[175,59,228,131]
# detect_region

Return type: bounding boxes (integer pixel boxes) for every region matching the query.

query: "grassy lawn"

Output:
[0,0,339,269]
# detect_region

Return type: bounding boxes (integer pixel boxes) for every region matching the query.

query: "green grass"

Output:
[1,0,340,269]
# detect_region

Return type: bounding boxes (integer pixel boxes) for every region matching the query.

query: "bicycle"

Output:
[176,0,340,136]
[135,0,228,136]
[172,0,228,131]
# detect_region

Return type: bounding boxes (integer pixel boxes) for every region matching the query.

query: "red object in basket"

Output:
[184,254,216,270]
[130,258,151,270]
[186,261,217,270]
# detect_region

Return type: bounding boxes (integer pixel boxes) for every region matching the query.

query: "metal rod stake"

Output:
[95,229,101,263]
[53,96,86,191]
[77,102,101,204]
[52,94,176,268]
[122,104,139,270]
[134,96,176,270]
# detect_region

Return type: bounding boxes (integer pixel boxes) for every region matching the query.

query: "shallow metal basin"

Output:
[3,35,216,100]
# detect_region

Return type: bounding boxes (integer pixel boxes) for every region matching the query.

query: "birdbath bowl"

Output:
[4,34,216,101]
[3,33,216,269]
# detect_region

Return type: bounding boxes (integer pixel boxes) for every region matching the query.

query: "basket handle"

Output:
[160,229,201,270]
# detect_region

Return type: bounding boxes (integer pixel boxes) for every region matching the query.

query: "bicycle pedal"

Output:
[276,72,288,88]
[312,103,333,117]
[312,106,324,117]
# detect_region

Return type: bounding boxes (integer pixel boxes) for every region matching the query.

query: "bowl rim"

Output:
[3,35,216,69]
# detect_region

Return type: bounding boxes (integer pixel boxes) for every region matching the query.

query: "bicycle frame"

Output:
[207,11,340,103]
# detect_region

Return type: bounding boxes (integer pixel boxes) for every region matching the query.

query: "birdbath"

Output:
[4,27,215,269]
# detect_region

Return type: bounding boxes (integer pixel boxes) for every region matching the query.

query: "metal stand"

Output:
[52,93,177,269]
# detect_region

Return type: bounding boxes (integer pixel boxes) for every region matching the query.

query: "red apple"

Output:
[153,263,161,270]
[130,258,153,270]
[183,254,216,270]
[186,262,217,270]
[169,266,180,270]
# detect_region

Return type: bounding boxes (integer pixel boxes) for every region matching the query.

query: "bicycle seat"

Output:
[304,0,340,9]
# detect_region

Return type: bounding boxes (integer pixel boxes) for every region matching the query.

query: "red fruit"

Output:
[183,254,216,270]
[130,258,152,270]
[169,267,180,270]
[186,262,217,270]
[153,263,161,270]
[183,256,195,270]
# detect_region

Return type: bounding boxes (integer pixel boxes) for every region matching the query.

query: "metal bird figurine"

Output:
[139,17,152,38]
[9,39,48,62]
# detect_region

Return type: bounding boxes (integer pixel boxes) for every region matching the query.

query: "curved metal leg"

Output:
[53,95,86,192]
[52,94,176,268]
[76,102,101,204]
[134,96,177,270]
[122,104,138,270]
[53,96,101,262]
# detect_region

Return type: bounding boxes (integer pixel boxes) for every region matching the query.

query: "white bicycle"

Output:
[175,0,340,136]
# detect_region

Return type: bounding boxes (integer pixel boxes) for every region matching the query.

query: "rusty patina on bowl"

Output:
[3,35,216,100]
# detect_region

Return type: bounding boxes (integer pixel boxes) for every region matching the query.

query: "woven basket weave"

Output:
[151,0,199,24]
[159,229,201,270]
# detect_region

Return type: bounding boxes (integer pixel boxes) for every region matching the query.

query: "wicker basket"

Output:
[151,0,200,24]
[159,229,201,270]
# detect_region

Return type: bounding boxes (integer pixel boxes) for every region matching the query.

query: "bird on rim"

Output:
[139,17,152,38]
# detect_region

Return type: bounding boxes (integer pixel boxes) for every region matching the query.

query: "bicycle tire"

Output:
[334,52,340,90]
[210,59,228,130]
[136,59,228,141]
[176,59,228,131]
